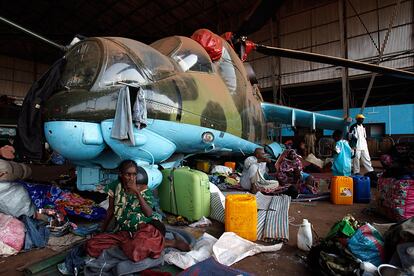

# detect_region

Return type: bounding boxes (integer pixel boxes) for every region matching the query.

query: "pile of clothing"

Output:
[0,178,106,257]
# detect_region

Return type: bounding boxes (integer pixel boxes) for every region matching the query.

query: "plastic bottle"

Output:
[297,219,312,251]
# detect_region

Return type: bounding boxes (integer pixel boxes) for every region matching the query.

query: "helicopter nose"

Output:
[44,121,106,160]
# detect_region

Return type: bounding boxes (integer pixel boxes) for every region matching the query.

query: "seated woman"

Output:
[276,149,317,196]
[86,160,189,262]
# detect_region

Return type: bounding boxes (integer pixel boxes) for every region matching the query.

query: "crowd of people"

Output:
[239,114,375,197]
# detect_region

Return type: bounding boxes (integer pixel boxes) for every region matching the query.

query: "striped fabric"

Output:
[256,192,291,242]
[210,192,225,223]
[210,190,291,242]
[257,210,267,240]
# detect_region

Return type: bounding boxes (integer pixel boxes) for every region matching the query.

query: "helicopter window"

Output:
[109,37,174,80]
[151,36,213,73]
[60,41,101,89]
[98,40,146,87]
[217,41,247,94]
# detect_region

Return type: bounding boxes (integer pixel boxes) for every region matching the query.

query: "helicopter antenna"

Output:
[0,16,67,51]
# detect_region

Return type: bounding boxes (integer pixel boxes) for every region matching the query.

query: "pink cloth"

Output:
[0,213,25,254]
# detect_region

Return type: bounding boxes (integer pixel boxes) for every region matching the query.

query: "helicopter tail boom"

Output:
[261,102,348,131]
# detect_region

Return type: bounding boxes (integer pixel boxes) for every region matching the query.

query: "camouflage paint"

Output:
[44,36,267,145]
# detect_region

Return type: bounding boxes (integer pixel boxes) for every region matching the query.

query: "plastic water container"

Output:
[353,175,371,203]
[225,194,257,241]
[297,219,312,251]
[224,162,236,172]
[195,160,210,173]
[331,176,353,205]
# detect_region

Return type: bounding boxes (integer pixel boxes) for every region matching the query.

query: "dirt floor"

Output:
[1,162,389,275]
[1,190,390,276]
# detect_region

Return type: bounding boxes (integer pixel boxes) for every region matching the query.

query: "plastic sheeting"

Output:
[164,233,217,269]
[0,181,36,217]
[191,29,223,61]
[213,232,283,266]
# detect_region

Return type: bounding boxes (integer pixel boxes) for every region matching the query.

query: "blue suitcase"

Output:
[352,175,371,203]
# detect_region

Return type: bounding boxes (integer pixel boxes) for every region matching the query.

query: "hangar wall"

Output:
[0,54,48,98]
[247,0,414,90]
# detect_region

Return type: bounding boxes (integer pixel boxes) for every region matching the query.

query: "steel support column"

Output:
[338,0,349,119]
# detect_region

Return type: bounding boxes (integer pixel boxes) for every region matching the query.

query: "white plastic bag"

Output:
[189,216,212,228]
[213,232,283,266]
[211,165,232,175]
[0,181,36,217]
[164,233,218,269]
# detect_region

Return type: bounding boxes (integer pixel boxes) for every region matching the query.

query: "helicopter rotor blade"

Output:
[236,0,284,37]
[0,16,67,51]
[255,44,414,80]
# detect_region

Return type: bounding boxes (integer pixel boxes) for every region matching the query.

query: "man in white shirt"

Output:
[348,114,374,174]
[240,148,271,191]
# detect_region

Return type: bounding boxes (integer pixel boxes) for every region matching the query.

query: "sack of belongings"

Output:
[0,212,25,256]
[307,215,386,275]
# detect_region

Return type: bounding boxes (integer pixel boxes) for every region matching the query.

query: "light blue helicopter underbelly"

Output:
[44,118,260,191]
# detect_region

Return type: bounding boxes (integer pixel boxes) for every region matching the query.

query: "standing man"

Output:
[304,129,317,156]
[349,114,374,174]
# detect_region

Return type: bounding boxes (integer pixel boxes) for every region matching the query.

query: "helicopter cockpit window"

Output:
[60,41,101,90]
[217,41,247,94]
[151,36,213,73]
[108,37,175,80]
[98,40,146,88]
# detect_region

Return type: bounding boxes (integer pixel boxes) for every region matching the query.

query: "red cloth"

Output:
[140,270,172,276]
[86,224,165,262]
[191,29,223,61]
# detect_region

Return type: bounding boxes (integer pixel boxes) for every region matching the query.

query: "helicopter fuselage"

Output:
[43,36,267,189]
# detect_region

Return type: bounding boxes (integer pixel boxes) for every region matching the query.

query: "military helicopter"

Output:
[2,0,414,191]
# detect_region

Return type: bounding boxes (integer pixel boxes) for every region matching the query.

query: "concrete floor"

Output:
[1,192,390,276]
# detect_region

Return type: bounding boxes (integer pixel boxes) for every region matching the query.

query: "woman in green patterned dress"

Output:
[86,160,189,260]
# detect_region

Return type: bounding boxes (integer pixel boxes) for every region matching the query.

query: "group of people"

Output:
[333,113,374,176]
[239,114,374,196]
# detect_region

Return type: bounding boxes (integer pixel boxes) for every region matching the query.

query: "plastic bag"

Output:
[213,232,282,266]
[332,140,352,176]
[189,216,212,228]
[0,213,25,256]
[211,165,232,175]
[164,233,218,269]
[348,224,385,266]
[0,181,36,217]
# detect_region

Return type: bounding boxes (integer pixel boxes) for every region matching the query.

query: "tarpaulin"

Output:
[191,29,223,61]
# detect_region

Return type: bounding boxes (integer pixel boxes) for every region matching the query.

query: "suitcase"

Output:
[158,167,210,221]
[353,175,371,203]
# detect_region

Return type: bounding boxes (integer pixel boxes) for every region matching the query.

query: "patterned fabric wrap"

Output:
[276,150,303,186]
[19,181,106,220]
[256,192,291,242]
[108,183,162,232]
[377,178,414,221]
